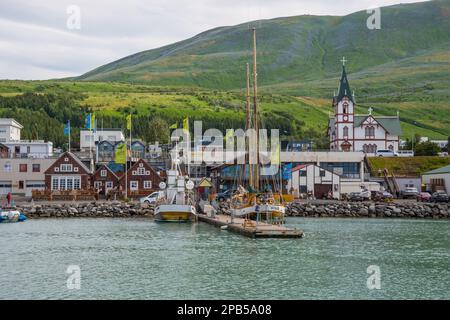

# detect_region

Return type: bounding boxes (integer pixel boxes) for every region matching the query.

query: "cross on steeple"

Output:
[341,56,348,66]
[368,107,373,115]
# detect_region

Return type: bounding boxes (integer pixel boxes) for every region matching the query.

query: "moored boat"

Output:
[0,210,27,223]
[154,149,197,223]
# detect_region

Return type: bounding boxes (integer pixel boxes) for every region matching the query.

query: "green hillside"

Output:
[77,0,450,92]
[0,0,449,148]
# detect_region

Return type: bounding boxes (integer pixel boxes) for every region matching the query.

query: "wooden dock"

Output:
[198,214,303,238]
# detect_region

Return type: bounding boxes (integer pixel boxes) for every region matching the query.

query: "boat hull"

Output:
[0,211,27,223]
[154,205,196,222]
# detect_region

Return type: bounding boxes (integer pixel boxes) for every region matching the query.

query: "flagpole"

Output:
[68,120,71,153]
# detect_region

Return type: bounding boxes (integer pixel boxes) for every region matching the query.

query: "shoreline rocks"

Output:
[286,201,450,219]
[6,202,154,219]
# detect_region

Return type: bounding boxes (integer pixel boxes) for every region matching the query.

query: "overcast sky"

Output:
[0,0,427,80]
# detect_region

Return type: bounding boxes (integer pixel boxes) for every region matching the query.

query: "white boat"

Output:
[154,151,197,222]
[0,210,27,223]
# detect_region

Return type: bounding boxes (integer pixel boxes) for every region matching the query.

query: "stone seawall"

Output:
[286,202,450,219]
[9,202,154,219]
[5,201,450,220]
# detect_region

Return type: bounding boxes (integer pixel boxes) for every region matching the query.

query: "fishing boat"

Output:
[154,149,197,222]
[0,210,27,223]
[229,28,286,225]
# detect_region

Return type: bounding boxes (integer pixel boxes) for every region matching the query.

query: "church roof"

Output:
[354,115,403,136]
[335,66,354,103]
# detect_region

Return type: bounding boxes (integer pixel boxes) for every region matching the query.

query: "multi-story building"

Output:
[80,129,125,151]
[2,140,53,158]
[0,118,22,142]
[0,157,54,196]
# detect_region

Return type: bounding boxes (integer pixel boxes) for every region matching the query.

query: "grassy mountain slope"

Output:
[77,0,450,90]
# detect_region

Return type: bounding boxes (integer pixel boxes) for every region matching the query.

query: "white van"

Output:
[140,191,164,204]
[376,149,398,157]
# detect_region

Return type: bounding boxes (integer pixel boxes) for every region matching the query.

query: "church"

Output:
[328,59,402,153]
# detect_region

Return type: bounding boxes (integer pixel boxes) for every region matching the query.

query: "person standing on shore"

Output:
[6,192,11,207]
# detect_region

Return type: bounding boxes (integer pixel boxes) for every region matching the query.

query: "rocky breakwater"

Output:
[13,202,154,219]
[286,201,450,219]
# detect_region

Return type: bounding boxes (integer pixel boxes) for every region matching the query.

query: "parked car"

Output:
[140,191,164,204]
[348,190,371,202]
[217,189,237,202]
[376,149,398,157]
[400,187,420,199]
[371,190,394,202]
[430,192,449,203]
[416,192,432,202]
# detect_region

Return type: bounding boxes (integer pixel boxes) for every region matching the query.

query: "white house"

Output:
[287,164,341,199]
[328,61,402,154]
[0,118,23,142]
[3,140,53,158]
[422,165,450,195]
[80,129,125,151]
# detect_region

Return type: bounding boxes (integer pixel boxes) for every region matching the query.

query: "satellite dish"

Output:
[159,182,167,189]
[185,180,195,190]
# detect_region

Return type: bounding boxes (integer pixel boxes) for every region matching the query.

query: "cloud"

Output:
[0,0,428,80]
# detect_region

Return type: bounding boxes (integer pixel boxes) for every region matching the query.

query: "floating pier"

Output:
[198,214,303,238]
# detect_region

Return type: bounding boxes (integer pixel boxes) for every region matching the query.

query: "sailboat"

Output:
[154,145,197,222]
[229,28,286,225]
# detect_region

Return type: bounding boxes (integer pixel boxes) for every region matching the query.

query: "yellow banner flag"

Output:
[169,123,177,129]
[115,143,127,164]
[126,114,132,130]
[183,117,189,134]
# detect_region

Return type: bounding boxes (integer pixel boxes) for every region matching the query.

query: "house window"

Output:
[100,170,107,177]
[343,126,349,138]
[60,164,72,172]
[143,181,152,189]
[94,181,102,189]
[67,178,73,190]
[4,162,11,172]
[52,177,58,190]
[19,181,24,189]
[320,170,326,177]
[299,171,307,177]
[32,164,40,172]
[106,181,113,189]
[130,181,139,191]
[365,126,375,138]
[74,177,81,190]
[59,178,66,190]
[137,167,146,175]
[19,164,27,172]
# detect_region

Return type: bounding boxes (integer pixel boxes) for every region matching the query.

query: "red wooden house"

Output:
[118,159,163,197]
[44,152,92,191]
[92,164,121,197]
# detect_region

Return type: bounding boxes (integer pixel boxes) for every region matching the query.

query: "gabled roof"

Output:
[45,151,91,175]
[95,164,120,179]
[335,66,354,103]
[423,165,450,175]
[354,115,403,136]
[118,159,162,181]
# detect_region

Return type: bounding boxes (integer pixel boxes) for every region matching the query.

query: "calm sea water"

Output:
[0,218,449,300]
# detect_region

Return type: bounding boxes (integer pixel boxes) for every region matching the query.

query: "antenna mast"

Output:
[252,27,259,191]
[246,62,253,189]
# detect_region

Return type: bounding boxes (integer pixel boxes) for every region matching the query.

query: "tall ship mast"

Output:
[230,28,286,224]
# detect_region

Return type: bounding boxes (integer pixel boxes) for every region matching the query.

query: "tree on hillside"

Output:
[414,141,441,156]
[143,117,170,144]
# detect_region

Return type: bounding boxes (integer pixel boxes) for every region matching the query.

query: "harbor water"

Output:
[0,218,449,299]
